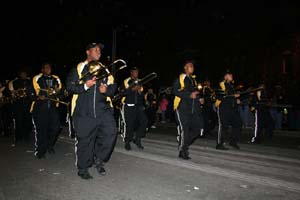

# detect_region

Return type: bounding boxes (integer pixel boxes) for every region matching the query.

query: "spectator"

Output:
[270,84,285,129]
[287,77,300,130]
[159,93,169,123]
[145,88,157,129]
[237,84,250,128]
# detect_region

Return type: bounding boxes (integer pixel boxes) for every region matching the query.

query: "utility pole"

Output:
[112,28,117,76]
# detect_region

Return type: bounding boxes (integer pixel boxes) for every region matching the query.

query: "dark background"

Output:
[2,0,300,88]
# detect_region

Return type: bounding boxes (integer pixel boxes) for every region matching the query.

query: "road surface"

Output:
[0,123,300,200]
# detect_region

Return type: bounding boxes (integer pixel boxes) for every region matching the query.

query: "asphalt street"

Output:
[0,123,300,200]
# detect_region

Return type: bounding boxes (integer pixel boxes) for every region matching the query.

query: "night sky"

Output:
[3,0,300,87]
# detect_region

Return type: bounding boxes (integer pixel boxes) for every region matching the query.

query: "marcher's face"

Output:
[131,70,139,79]
[225,74,233,82]
[204,81,211,87]
[87,46,101,61]
[184,63,194,75]
[42,64,52,75]
[19,72,27,79]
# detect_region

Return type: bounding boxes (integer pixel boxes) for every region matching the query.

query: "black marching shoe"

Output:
[35,152,46,159]
[96,166,106,176]
[251,137,261,144]
[229,142,240,149]
[125,142,132,151]
[178,150,191,160]
[95,159,106,176]
[216,144,229,150]
[77,171,93,180]
[133,138,144,149]
[48,148,55,154]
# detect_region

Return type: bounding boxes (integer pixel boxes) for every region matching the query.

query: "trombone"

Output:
[194,83,203,91]
[38,88,57,96]
[219,86,265,98]
[78,59,127,83]
[113,72,158,102]
[37,96,69,106]
[135,72,158,86]
[38,88,69,106]
[44,97,70,106]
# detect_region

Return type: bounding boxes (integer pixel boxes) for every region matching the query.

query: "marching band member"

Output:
[173,61,204,160]
[202,79,217,137]
[250,83,275,143]
[8,69,32,145]
[120,67,148,151]
[30,63,62,158]
[215,70,242,150]
[144,87,158,131]
[66,42,117,179]
[0,80,11,138]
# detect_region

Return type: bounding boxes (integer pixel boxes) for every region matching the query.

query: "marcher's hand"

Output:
[64,90,69,97]
[131,85,138,91]
[38,95,46,100]
[236,99,241,104]
[85,77,97,88]
[190,91,199,99]
[199,98,205,104]
[55,87,61,94]
[99,83,107,93]
[137,85,142,93]
[132,85,142,92]
[234,93,240,98]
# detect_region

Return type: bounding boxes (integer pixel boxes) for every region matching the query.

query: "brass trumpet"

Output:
[78,59,127,83]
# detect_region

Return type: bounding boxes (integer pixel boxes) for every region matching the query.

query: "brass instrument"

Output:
[132,72,158,86]
[191,77,204,98]
[113,72,158,102]
[78,59,127,83]
[39,88,57,96]
[256,102,293,108]
[195,83,203,91]
[13,88,27,98]
[202,85,216,102]
[223,86,264,97]
[159,86,173,94]
[38,87,69,106]
[44,97,69,106]
[190,75,203,92]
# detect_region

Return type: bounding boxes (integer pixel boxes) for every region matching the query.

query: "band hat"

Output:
[86,42,104,50]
